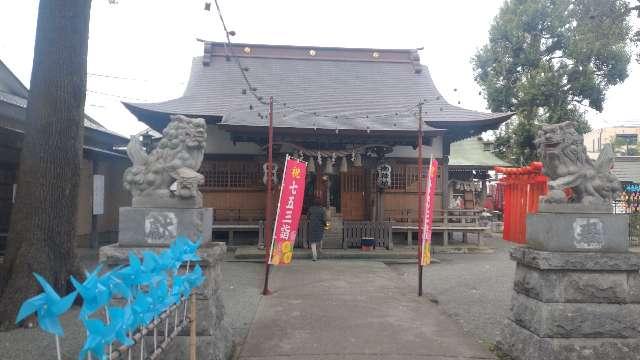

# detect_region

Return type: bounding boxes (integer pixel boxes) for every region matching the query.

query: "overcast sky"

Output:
[1,0,639,136]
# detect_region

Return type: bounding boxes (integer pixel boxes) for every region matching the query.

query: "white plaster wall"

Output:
[205,125,263,154]
[387,135,443,158]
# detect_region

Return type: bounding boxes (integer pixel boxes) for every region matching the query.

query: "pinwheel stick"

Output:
[55,335,62,360]
[108,302,188,360]
[190,293,197,360]
[147,317,192,360]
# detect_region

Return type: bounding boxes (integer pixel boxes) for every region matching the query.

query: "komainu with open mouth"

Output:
[535,121,620,206]
[123,114,207,208]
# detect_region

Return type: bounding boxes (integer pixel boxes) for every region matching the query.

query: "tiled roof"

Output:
[0,59,126,141]
[0,89,126,140]
[0,90,26,108]
[449,137,511,168]
[124,42,512,133]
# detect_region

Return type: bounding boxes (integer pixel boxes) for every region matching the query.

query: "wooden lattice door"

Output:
[341,167,366,220]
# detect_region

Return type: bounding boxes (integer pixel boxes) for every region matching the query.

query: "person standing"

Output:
[307,198,326,261]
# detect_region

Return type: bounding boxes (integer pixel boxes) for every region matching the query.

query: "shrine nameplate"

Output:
[526,213,629,253]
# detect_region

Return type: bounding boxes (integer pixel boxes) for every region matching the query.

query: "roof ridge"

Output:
[203,41,419,53]
[203,41,422,67]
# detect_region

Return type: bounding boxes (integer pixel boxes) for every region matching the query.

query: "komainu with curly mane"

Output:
[123,115,207,208]
[535,121,620,207]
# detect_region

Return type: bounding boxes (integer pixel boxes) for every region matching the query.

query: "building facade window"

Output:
[200,160,263,190]
[387,164,442,193]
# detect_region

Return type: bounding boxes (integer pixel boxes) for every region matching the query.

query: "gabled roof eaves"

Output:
[124,44,513,131]
[0,89,127,141]
[449,136,511,168]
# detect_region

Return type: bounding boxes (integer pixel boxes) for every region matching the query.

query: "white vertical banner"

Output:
[93,175,104,215]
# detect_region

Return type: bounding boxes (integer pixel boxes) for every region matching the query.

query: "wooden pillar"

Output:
[377,190,385,222]
[441,137,451,211]
[480,176,488,206]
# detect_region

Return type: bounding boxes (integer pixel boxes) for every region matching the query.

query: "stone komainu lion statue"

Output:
[123,115,207,208]
[535,121,620,206]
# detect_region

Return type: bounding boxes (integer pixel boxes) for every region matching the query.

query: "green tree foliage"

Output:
[612,137,640,155]
[473,0,635,165]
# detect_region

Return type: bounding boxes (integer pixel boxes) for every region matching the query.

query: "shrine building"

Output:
[0,59,131,252]
[123,42,513,248]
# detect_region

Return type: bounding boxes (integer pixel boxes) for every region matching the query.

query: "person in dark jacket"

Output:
[307,198,326,261]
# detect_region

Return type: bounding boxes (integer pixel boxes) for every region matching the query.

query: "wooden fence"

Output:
[343,221,392,249]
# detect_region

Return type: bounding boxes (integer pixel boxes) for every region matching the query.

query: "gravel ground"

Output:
[387,233,516,348]
[219,261,264,348]
[0,251,266,360]
[0,237,515,359]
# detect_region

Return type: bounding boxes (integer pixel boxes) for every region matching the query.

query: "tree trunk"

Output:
[0,0,92,327]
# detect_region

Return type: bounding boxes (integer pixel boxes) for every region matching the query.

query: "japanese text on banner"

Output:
[269,157,307,265]
[420,158,438,266]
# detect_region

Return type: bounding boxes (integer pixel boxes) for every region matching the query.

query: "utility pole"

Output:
[262,97,274,296]
[417,103,424,297]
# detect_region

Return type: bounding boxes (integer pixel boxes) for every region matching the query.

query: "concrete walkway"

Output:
[236,260,494,359]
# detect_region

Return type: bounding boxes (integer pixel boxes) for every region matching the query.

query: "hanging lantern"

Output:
[308,159,316,173]
[325,158,335,175]
[352,153,362,167]
[339,156,348,173]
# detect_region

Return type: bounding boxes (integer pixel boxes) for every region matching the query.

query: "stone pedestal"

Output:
[498,246,640,360]
[98,242,233,360]
[527,212,629,252]
[118,207,212,246]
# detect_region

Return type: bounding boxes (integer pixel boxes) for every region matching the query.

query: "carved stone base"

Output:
[499,247,640,360]
[526,213,629,252]
[98,242,233,360]
[537,202,612,214]
[132,190,203,209]
[118,207,212,246]
[498,319,640,360]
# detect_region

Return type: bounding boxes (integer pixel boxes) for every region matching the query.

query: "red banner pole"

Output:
[262,97,274,296]
[417,103,424,297]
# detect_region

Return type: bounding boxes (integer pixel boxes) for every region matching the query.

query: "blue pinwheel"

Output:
[114,252,151,289]
[79,315,127,360]
[171,274,193,302]
[16,273,77,337]
[105,306,135,347]
[130,291,155,328]
[159,248,181,271]
[142,250,169,284]
[98,267,131,300]
[120,303,138,334]
[173,236,202,263]
[71,266,111,318]
[186,264,205,289]
[148,279,178,316]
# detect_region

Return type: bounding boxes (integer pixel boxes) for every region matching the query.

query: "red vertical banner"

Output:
[420,158,439,266]
[269,156,307,265]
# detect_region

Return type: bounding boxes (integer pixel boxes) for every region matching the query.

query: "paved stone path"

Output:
[236,260,495,359]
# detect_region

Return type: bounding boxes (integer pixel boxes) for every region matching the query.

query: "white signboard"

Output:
[93,175,105,215]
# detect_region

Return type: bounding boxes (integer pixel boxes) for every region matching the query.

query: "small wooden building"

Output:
[123,42,513,248]
[0,60,131,250]
[448,137,511,209]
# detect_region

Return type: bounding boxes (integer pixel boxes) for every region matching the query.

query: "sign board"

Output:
[145,211,178,244]
[420,158,438,266]
[268,156,307,265]
[92,175,104,215]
